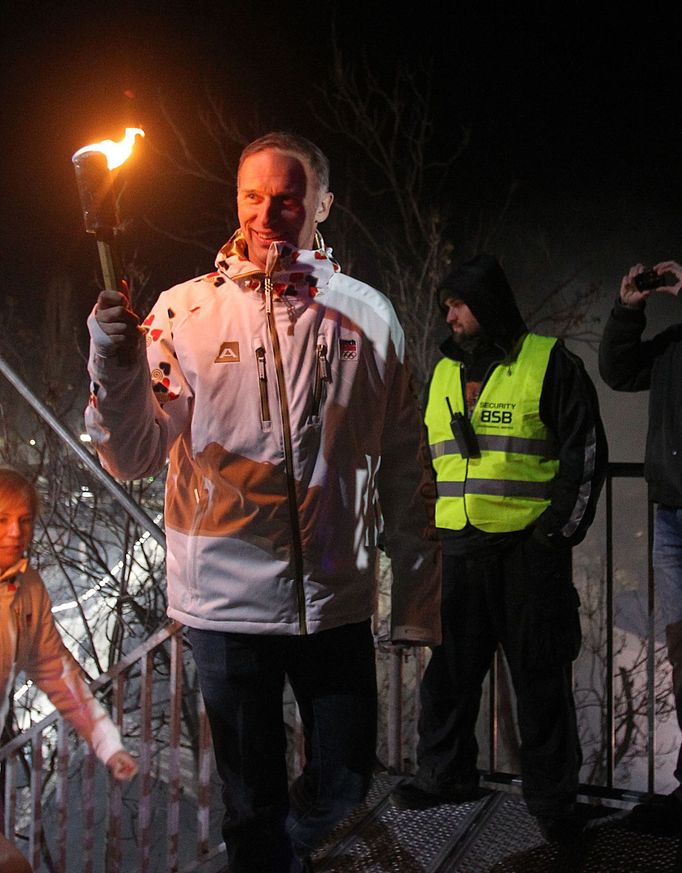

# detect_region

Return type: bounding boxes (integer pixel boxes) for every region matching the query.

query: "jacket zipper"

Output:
[312,341,329,418]
[264,277,307,634]
[255,346,271,424]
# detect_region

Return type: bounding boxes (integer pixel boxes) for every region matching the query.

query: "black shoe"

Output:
[390,779,480,810]
[627,791,682,836]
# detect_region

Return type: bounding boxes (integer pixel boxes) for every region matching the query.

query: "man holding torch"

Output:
[84,132,441,872]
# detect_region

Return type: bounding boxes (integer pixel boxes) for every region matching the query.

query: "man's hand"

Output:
[106,749,139,781]
[619,263,649,309]
[94,289,142,353]
[653,260,682,296]
[620,261,682,310]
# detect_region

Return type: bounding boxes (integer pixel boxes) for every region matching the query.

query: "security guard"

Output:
[392,253,607,844]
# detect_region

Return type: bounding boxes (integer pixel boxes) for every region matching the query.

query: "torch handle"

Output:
[96,234,126,298]
[95,232,138,365]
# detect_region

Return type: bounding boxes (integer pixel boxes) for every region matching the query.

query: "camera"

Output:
[634,269,671,292]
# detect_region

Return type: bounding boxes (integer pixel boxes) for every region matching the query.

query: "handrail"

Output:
[0,622,224,872]
[480,461,659,802]
[0,353,166,547]
[0,622,183,762]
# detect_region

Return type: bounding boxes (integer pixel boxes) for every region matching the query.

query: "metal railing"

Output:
[0,354,165,549]
[484,462,659,803]
[385,463,664,805]
[0,622,224,873]
[602,461,655,798]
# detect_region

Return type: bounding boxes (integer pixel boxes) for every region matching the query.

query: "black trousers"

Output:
[416,535,582,817]
[188,620,377,873]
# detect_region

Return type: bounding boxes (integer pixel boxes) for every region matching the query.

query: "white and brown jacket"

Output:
[86,239,441,641]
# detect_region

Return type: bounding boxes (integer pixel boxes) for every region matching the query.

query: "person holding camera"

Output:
[599,259,682,836]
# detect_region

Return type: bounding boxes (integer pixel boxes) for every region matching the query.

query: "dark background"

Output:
[1,1,680,453]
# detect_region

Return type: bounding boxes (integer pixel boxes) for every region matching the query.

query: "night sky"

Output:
[3,4,680,279]
[1,1,681,454]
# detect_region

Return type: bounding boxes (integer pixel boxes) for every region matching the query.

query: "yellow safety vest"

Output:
[425,333,559,532]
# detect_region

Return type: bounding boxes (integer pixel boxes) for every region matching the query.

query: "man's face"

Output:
[237,149,333,270]
[444,296,481,337]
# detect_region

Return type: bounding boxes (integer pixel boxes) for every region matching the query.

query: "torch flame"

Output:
[73,127,145,170]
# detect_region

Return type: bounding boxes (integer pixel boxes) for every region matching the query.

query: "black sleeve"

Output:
[534,341,608,548]
[598,298,653,391]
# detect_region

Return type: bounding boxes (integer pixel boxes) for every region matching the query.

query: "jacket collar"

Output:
[215,229,340,300]
[439,331,527,366]
[0,558,27,587]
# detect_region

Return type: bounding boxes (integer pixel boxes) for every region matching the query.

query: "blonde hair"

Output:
[0,468,39,519]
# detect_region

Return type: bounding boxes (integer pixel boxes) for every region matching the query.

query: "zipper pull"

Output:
[256,346,267,381]
[312,343,329,418]
[255,346,271,424]
[264,276,273,314]
[317,344,329,383]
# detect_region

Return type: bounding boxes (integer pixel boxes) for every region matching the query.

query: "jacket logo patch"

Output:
[215,342,240,363]
[340,338,357,361]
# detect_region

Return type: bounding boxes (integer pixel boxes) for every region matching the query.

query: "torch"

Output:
[72,127,145,298]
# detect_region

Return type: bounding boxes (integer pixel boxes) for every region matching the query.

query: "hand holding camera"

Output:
[651,260,682,296]
[621,261,682,308]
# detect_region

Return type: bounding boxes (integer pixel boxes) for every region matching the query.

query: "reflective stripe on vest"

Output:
[425,333,559,532]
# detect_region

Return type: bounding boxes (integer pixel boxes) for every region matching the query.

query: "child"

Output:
[0,468,138,871]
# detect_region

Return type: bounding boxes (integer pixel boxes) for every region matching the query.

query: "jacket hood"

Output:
[438,253,527,353]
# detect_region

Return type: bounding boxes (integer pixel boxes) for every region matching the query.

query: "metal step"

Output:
[190,772,682,871]
[312,772,500,871]
[311,773,682,872]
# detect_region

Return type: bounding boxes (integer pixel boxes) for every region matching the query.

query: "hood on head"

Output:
[438,253,527,351]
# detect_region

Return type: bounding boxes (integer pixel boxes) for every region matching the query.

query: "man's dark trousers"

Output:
[188,620,377,872]
[416,537,582,816]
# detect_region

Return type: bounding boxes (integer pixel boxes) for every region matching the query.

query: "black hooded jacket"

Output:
[429,254,608,554]
[599,297,682,505]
